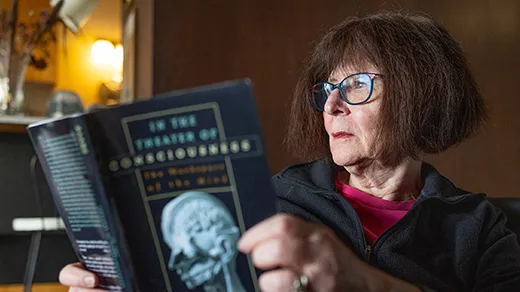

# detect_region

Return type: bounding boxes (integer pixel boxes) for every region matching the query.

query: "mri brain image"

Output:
[161,191,246,292]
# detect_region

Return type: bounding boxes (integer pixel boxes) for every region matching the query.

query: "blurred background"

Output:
[148,0,520,197]
[1,0,520,290]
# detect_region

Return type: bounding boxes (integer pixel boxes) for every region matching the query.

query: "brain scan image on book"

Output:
[161,191,246,292]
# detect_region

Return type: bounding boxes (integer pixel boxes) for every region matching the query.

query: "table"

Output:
[0,283,67,292]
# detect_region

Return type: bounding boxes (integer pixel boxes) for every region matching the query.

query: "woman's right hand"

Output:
[58,263,107,291]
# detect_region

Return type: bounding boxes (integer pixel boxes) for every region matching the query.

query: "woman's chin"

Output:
[331,154,361,167]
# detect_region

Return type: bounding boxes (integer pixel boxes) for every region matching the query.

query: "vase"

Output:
[0,39,10,114]
[0,51,29,115]
[8,53,28,114]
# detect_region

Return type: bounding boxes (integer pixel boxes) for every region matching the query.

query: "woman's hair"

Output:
[286,11,487,164]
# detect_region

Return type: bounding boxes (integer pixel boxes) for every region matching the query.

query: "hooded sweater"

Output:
[272,159,520,291]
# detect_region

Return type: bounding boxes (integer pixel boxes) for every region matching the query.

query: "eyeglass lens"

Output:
[311,73,373,111]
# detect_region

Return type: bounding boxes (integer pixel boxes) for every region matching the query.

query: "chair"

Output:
[488,197,520,244]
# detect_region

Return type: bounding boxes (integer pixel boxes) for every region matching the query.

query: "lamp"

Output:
[43,0,101,117]
[90,40,124,106]
[91,39,116,65]
[50,0,100,33]
[90,40,124,78]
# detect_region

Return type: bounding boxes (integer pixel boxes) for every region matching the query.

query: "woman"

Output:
[59,12,520,291]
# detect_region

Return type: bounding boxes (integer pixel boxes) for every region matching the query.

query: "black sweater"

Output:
[272,159,520,291]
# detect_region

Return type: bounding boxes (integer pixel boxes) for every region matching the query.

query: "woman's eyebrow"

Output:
[328,71,357,83]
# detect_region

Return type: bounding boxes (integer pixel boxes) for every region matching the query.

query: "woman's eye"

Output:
[353,81,367,88]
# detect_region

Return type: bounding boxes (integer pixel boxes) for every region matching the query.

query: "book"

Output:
[27,79,277,292]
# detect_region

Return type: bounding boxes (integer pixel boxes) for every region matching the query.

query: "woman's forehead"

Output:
[328,64,380,82]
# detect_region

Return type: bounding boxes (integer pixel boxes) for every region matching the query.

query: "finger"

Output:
[59,263,98,288]
[258,269,298,292]
[251,236,308,270]
[238,214,313,253]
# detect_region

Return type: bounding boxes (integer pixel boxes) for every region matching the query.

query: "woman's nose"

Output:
[323,89,350,115]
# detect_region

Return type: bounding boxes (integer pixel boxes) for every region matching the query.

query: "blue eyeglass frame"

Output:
[310,72,384,111]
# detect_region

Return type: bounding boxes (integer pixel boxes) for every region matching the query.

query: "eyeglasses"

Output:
[310,72,383,111]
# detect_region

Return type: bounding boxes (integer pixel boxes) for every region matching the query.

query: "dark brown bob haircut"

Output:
[286,11,487,164]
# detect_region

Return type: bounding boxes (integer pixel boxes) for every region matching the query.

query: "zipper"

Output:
[325,190,373,263]
[370,196,433,252]
[334,191,434,264]
[364,245,372,262]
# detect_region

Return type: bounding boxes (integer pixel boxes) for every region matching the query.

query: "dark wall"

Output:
[148,0,520,197]
[0,233,76,284]
[0,133,56,233]
[0,132,76,283]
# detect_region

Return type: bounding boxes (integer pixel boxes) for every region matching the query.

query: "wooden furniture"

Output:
[0,115,45,133]
[0,283,67,292]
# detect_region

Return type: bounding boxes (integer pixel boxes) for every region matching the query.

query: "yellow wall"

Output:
[54,0,122,108]
[1,0,121,109]
[14,0,57,85]
[54,31,117,107]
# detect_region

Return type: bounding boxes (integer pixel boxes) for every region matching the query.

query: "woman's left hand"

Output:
[238,214,420,292]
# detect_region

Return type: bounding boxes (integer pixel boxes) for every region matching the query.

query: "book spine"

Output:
[28,117,135,292]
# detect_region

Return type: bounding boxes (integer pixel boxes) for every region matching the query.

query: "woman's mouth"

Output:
[331,132,354,139]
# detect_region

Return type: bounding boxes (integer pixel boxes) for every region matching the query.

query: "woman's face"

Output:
[323,65,384,167]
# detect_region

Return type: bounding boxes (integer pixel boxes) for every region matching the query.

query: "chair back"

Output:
[488,197,520,244]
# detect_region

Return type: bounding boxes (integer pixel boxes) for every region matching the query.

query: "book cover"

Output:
[28,79,277,291]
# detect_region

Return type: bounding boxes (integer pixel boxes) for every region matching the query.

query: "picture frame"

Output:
[121,0,136,104]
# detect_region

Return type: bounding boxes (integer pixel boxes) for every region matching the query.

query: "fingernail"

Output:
[84,276,95,287]
[237,239,245,250]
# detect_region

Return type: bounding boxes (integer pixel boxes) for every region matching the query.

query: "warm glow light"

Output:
[113,44,124,69]
[91,40,115,65]
[112,44,124,83]
[90,40,124,84]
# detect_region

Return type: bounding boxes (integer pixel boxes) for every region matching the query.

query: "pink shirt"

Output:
[335,176,415,245]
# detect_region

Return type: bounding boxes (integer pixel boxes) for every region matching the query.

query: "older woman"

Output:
[59,12,520,292]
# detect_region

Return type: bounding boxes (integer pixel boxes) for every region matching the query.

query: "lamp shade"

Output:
[50,0,100,33]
